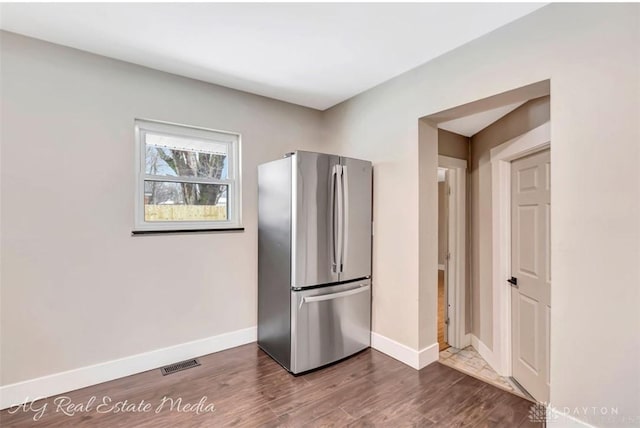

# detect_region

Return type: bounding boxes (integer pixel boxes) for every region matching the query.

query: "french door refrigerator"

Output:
[258,151,372,374]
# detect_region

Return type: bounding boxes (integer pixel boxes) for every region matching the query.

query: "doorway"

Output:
[436,156,468,351]
[437,167,449,351]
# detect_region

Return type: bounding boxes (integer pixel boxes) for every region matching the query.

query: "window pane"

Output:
[145,133,229,179]
[144,181,228,222]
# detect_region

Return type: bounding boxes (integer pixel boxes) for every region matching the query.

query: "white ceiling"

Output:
[438,101,527,137]
[0,3,546,110]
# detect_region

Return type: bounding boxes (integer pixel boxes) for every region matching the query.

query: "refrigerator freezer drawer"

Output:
[291,280,371,374]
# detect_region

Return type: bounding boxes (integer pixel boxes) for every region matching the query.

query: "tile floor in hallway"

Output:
[439,346,527,398]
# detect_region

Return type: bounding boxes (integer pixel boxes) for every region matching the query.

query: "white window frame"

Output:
[134,119,242,232]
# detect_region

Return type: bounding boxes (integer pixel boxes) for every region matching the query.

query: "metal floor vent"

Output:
[160,358,201,376]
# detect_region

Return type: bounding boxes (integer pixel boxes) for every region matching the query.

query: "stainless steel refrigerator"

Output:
[258,151,372,374]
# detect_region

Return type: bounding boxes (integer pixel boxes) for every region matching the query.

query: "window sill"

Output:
[131,227,244,236]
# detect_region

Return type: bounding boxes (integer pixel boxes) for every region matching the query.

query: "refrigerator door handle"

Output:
[335,165,344,275]
[331,165,342,273]
[299,284,370,309]
[340,164,349,273]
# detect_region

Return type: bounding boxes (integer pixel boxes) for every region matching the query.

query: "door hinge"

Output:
[446,252,451,261]
[448,186,452,195]
[445,317,450,325]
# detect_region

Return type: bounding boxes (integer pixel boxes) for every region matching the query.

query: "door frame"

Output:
[438,155,469,349]
[490,121,550,376]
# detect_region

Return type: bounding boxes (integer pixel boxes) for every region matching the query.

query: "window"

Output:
[134,119,241,232]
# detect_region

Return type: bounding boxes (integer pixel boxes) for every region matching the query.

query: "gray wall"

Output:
[438,129,469,160]
[0,31,324,385]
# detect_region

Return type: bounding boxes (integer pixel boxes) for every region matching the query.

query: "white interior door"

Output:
[510,149,550,402]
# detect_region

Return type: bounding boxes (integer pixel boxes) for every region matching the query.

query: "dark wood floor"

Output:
[0,344,540,427]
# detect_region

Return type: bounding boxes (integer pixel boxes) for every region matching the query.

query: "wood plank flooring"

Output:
[0,344,540,427]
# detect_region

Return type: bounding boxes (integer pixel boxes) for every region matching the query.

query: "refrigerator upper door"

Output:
[292,151,341,288]
[339,157,372,282]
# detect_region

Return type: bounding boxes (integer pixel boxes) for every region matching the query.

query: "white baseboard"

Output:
[0,326,257,410]
[470,334,504,376]
[418,342,440,369]
[371,332,438,370]
[438,264,445,271]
